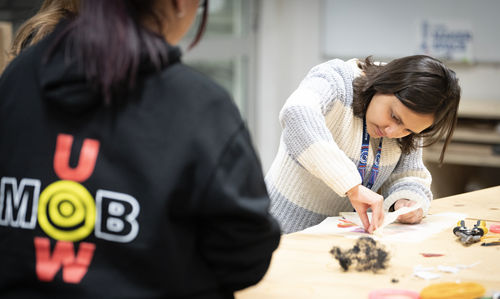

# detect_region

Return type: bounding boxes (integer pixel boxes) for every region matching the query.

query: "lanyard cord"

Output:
[358,118,383,190]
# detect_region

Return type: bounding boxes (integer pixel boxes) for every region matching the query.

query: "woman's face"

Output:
[365,93,434,139]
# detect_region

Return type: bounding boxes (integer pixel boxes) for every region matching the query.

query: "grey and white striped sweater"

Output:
[265,59,433,234]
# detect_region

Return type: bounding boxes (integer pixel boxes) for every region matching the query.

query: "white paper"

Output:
[340,201,423,237]
[413,265,442,280]
[455,261,481,269]
[414,265,434,272]
[299,212,467,243]
[414,271,442,280]
[438,265,460,274]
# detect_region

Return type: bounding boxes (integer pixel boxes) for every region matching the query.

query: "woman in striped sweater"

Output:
[266,55,461,234]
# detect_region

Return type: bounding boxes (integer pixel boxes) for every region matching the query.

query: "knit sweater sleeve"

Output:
[380,138,433,216]
[279,59,361,196]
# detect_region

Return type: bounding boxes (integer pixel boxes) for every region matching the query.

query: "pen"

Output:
[480,242,500,246]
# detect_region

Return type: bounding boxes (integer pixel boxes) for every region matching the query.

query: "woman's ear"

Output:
[173,0,187,18]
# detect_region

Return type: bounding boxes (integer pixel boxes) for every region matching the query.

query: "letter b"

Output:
[95,190,140,243]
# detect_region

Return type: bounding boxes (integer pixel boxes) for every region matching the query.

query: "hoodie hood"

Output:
[39,22,182,115]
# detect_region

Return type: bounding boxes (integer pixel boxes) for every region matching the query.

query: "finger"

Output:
[357,211,371,232]
[407,201,416,207]
[372,209,384,231]
[398,209,417,219]
[402,200,418,209]
[370,202,384,230]
[412,209,424,224]
[412,218,423,224]
[376,215,384,231]
[397,216,412,224]
[394,199,407,210]
[402,215,417,224]
[398,209,422,224]
[368,223,375,234]
[397,214,413,223]
[408,214,421,224]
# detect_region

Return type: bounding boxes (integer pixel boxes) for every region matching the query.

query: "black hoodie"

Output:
[0,23,280,299]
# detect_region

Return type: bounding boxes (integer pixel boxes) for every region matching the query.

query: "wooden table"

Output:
[429,185,500,222]
[235,186,500,298]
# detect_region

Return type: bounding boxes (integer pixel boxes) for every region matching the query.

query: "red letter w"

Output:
[34,237,96,284]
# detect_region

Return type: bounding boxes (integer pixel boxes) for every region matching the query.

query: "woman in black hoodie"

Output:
[0,1,280,298]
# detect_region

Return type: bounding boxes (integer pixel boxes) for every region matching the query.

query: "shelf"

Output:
[458,100,500,119]
[424,142,500,167]
[424,100,500,199]
[452,126,500,143]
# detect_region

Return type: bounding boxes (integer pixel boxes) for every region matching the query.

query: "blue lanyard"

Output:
[358,118,383,190]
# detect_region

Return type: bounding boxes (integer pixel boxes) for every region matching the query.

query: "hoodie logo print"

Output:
[54,134,100,183]
[38,180,96,242]
[35,133,100,284]
[1,133,141,284]
[34,236,96,284]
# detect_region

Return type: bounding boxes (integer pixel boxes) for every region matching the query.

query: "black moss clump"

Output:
[329,237,390,273]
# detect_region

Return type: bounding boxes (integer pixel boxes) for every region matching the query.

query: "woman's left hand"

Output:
[394,199,423,224]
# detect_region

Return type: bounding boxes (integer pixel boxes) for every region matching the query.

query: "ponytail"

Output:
[47,0,209,105]
[47,0,168,105]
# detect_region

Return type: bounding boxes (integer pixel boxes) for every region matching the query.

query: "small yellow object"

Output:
[420,282,485,299]
[477,220,488,235]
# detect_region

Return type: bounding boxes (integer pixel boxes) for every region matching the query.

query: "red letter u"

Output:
[53,134,100,183]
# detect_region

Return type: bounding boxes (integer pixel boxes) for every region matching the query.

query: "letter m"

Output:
[0,177,40,229]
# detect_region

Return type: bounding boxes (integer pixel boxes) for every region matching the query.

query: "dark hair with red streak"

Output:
[46,0,209,105]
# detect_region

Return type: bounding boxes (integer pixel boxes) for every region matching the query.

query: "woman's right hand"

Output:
[346,184,385,234]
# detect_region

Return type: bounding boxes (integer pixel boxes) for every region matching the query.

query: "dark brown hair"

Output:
[47,0,209,105]
[352,55,461,165]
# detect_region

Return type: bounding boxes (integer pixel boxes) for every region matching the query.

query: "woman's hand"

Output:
[394,199,423,224]
[346,184,385,234]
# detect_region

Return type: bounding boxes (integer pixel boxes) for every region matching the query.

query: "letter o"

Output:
[38,180,96,241]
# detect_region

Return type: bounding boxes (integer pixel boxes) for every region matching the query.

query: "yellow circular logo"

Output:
[38,180,96,241]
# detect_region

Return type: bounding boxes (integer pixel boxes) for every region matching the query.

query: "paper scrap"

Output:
[438,265,460,274]
[414,265,434,272]
[455,261,481,269]
[420,253,444,257]
[414,271,441,280]
[413,265,441,280]
[340,201,423,237]
[299,213,468,243]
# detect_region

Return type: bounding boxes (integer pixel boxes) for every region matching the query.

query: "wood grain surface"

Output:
[236,186,500,299]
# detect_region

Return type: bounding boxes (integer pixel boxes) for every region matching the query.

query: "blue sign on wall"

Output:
[417,20,474,63]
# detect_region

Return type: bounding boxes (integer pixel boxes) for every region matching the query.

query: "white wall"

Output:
[322,0,500,63]
[253,0,500,175]
[254,0,323,173]
[452,63,500,102]
[320,0,500,116]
